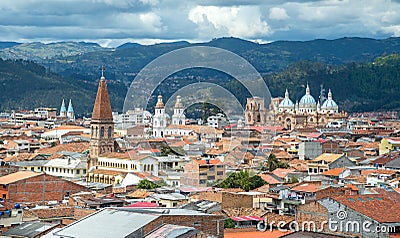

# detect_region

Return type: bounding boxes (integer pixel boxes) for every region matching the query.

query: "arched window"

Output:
[91,126,93,137]
[108,126,112,138]
[100,127,104,138]
[151,164,154,171]
[95,127,98,137]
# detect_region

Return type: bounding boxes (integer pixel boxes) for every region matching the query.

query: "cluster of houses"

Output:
[0,73,399,237]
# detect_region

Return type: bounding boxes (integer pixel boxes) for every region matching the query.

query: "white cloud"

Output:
[2,0,400,44]
[269,7,289,20]
[139,12,165,33]
[188,5,271,39]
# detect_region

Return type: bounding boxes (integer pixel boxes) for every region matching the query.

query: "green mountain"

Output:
[1,37,400,115]
[0,59,124,117]
[0,41,105,62]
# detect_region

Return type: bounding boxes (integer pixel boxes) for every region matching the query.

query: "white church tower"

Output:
[153,95,168,138]
[67,99,75,121]
[172,95,186,125]
[60,99,67,117]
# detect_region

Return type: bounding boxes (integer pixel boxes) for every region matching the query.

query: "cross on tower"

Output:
[101,65,105,77]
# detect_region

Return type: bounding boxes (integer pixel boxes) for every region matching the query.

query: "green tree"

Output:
[217,170,266,191]
[224,218,235,228]
[137,179,160,189]
[265,154,288,172]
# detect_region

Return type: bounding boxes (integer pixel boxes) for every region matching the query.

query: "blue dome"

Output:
[321,89,338,109]
[279,98,294,108]
[299,84,316,105]
[322,99,338,108]
[299,94,316,105]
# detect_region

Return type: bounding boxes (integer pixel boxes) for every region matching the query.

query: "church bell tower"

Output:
[88,67,114,169]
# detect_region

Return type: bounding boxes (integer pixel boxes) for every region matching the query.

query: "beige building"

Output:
[181,159,226,187]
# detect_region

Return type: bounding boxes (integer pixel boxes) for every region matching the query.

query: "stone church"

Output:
[245,84,348,130]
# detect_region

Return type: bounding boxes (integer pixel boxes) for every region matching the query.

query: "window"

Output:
[199,180,206,184]
[100,127,104,138]
[76,170,80,174]
[207,176,215,180]
[217,171,224,176]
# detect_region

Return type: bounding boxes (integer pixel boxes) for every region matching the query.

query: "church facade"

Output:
[245,84,348,130]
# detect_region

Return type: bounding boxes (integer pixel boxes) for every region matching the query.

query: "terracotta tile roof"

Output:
[100,152,130,159]
[100,152,152,161]
[322,168,346,177]
[314,153,344,163]
[37,142,89,155]
[0,171,42,185]
[290,183,321,193]
[250,184,270,193]
[345,175,367,184]
[133,172,162,181]
[272,168,296,179]
[126,189,154,199]
[46,153,66,160]
[259,173,283,185]
[194,159,221,165]
[223,207,268,218]
[331,194,400,223]
[273,150,293,159]
[361,169,397,176]
[91,77,113,120]
[2,153,36,162]
[344,184,359,191]
[372,155,397,165]
[288,159,308,172]
[51,125,86,131]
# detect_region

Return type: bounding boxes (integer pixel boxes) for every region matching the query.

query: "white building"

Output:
[67,99,75,121]
[43,157,87,179]
[152,95,168,138]
[171,95,186,126]
[207,113,227,129]
[113,108,152,129]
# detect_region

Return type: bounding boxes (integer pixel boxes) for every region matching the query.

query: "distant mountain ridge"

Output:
[0,41,104,62]
[1,37,400,114]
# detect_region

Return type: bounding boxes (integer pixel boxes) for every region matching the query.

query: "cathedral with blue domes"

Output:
[245,84,347,130]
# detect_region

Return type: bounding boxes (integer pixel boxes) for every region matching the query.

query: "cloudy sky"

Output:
[1,0,400,47]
